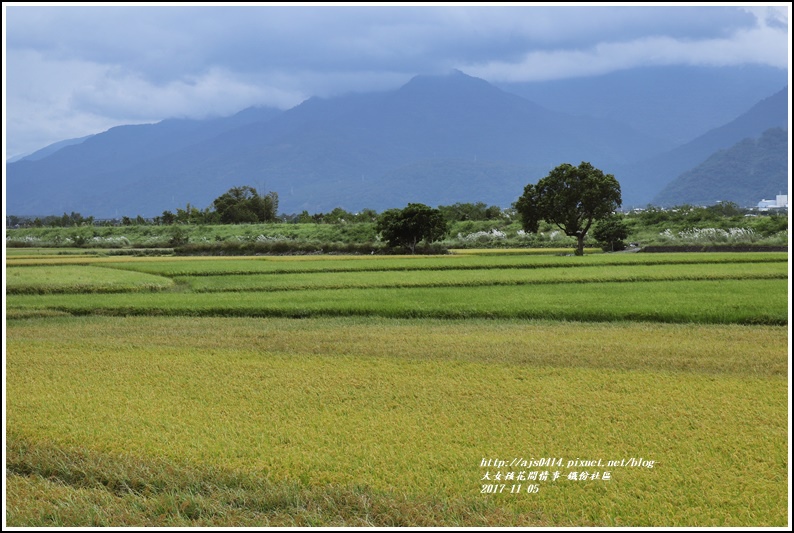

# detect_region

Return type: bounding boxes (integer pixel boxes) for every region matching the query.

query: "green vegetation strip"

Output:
[7,317,787,526]
[175,262,787,292]
[449,248,602,255]
[4,246,114,255]
[105,252,788,277]
[7,279,787,325]
[6,266,175,294]
[6,251,787,274]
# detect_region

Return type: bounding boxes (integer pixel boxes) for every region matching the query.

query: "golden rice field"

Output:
[5,250,790,526]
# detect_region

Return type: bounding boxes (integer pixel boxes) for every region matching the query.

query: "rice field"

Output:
[5,250,790,526]
[6,265,174,294]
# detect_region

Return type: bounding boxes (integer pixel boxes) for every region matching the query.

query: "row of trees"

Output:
[7,211,96,229]
[7,186,280,228]
[10,196,507,230]
[160,199,504,228]
[368,161,625,254]
[165,163,618,254]
[284,203,504,225]
[5,162,645,254]
[7,162,628,254]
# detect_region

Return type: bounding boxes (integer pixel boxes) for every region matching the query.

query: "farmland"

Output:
[5,250,790,526]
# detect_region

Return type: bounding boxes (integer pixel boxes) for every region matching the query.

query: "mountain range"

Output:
[5,68,789,218]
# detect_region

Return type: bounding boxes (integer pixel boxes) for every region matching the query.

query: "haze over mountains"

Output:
[496,65,788,146]
[6,66,788,218]
[616,86,788,207]
[652,127,788,207]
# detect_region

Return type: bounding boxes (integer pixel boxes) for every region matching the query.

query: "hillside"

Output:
[12,135,95,163]
[497,64,788,145]
[615,87,788,207]
[651,127,789,207]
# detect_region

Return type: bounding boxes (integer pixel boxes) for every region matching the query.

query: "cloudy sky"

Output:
[3,2,790,159]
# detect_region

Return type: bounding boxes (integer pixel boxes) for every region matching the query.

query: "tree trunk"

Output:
[576,235,585,256]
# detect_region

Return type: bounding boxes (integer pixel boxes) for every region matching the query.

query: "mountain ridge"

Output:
[651,127,788,207]
[496,64,788,145]
[615,87,788,207]
[6,70,789,217]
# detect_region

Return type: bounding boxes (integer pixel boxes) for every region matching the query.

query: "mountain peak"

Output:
[400,69,493,92]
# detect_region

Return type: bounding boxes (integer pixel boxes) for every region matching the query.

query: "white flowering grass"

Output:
[6,234,134,247]
[6,235,44,245]
[456,228,507,243]
[546,230,563,242]
[511,229,570,243]
[90,235,131,247]
[255,234,291,242]
[659,227,758,244]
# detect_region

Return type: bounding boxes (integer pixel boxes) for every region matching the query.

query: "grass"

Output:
[6,265,174,294]
[6,221,383,247]
[7,215,786,251]
[6,316,788,526]
[7,279,788,324]
[6,250,786,276]
[6,456,517,527]
[171,261,787,293]
[8,251,778,276]
[5,247,107,257]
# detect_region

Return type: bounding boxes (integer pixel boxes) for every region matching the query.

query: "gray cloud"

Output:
[3,4,789,158]
[5,5,761,78]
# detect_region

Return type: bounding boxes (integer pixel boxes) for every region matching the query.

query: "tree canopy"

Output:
[515,162,622,255]
[375,203,448,254]
[592,213,630,252]
[212,186,279,224]
[437,202,503,222]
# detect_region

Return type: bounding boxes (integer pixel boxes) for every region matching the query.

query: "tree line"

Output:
[8,189,509,229]
[0,163,642,254]
[9,161,785,254]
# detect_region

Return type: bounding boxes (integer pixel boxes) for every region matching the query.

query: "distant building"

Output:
[757,194,788,211]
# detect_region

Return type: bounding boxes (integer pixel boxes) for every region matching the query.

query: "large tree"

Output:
[515,162,622,255]
[376,203,448,254]
[212,186,279,224]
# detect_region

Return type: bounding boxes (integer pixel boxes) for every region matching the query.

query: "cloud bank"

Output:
[4,4,789,158]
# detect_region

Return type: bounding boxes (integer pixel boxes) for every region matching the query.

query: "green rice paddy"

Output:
[5,250,789,526]
[6,265,174,294]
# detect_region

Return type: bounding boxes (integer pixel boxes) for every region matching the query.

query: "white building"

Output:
[757,194,788,210]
